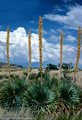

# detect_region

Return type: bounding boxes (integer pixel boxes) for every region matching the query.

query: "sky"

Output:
[0,0,82,68]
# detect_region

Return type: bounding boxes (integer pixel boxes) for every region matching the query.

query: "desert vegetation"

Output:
[0,16,82,120]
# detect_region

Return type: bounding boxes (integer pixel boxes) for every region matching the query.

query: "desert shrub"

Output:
[28,73,37,80]
[43,73,60,91]
[23,71,28,76]
[24,82,57,116]
[59,63,74,69]
[0,74,9,79]
[4,75,9,79]
[74,113,82,120]
[62,70,72,82]
[54,113,82,120]
[34,112,82,120]
[10,74,19,79]
[28,72,46,80]
[52,114,73,120]
[0,75,4,79]
[36,72,45,79]
[10,74,15,78]
[59,81,80,109]
[46,64,58,70]
[10,69,14,72]
[78,88,82,103]
[0,78,28,111]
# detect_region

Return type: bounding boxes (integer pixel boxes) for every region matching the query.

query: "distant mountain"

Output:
[0,62,23,68]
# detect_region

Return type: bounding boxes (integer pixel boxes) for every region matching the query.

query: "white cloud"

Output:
[50,29,57,34]
[0,52,4,59]
[0,27,80,66]
[54,6,65,12]
[31,28,48,34]
[50,35,60,42]
[64,25,78,30]
[66,35,76,42]
[43,5,82,29]
[49,33,76,43]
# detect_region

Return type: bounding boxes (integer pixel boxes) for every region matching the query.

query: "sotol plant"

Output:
[60,31,63,79]
[39,16,43,80]
[28,29,31,72]
[6,26,11,84]
[24,82,57,116]
[60,81,80,109]
[74,26,81,80]
[0,78,28,111]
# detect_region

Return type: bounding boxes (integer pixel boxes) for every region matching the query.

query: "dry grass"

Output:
[0,68,82,87]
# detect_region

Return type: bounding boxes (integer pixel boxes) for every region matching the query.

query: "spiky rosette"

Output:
[24,82,57,116]
[0,78,28,111]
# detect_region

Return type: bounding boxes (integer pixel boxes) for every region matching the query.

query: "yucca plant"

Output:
[0,78,28,111]
[6,26,11,85]
[74,26,81,81]
[39,16,43,81]
[24,82,57,117]
[60,80,80,109]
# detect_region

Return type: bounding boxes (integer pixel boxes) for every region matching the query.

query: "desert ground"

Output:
[0,65,82,120]
[0,67,82,88]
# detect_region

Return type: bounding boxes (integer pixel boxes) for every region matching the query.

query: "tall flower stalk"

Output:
[28,29,31,72]
[39,16,43,80]
[60,31,63,79]
[74,26,81,81]
[6,26,11,84]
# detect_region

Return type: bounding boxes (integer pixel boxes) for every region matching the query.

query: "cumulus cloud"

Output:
[64,25,78,30]
[50,35,60,42]
[43,5,82,29]
[0,27,79,66]
[66,35,76,42]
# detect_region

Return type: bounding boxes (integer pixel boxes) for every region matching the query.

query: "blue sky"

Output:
[0,0,82,68]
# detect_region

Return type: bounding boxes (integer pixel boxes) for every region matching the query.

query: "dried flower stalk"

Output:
[60,31,63,79]
[74,26,81,75]
[6,26,11,84]
[60,31,63,69]
[39,16,43,79]
[28,29,31,72]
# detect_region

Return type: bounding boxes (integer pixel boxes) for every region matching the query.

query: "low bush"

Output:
[28,73,36,80]
[46,64,58,70]
[23,71,28,76]
[28,72,46,80]
[0,75,4,79]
